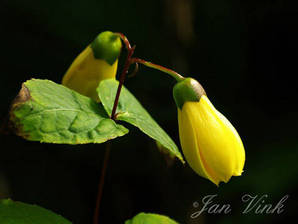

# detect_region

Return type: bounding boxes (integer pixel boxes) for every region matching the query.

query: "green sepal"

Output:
[173,78,206,109]
[91,31,122,65]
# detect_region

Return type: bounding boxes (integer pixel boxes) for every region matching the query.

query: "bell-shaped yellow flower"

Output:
[62,31,122,101]
[173,78,245,185]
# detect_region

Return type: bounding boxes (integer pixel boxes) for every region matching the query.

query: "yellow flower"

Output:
[62,31,121,101]
[173,78,245,185]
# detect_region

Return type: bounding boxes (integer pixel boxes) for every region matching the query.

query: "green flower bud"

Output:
[173,78,206,109]
[91,31,122,65]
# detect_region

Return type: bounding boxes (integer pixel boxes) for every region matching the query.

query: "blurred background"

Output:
[1,0,297,223]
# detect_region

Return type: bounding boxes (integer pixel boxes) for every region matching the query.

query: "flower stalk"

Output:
[93,143,111,224]
[131,58,185,82]
[110,33,185,120]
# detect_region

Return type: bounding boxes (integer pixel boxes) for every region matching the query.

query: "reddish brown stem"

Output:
[131,58,184,82]
[93,33,184,224]
[115,32,132,51]
[93,34,135,224]
[110,33,184,120]
[93,142,111,224]
[110,45,135,120]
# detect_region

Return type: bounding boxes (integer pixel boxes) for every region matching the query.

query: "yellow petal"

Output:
[62,45,118,101]
[178,108,220,185]
[180,95,245,184]
[213,109,245,176]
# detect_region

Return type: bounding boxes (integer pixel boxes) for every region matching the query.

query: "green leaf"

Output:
[97,79,184,163]
[125,212,179,224]
[0,199,71,224]
[9,79,128,144]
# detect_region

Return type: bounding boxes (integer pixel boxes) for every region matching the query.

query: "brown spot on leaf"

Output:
[8,83,32,138]
[13,83,31,105]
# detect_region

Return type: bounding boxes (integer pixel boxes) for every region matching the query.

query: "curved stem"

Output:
[116,33,184,82]
[93,142,111,224]
[110,46,135,120]
[115,32,131,51]
[93,32,185,223]
[93,34,135,224]
[110,33,135,120]
[131,58,184,82]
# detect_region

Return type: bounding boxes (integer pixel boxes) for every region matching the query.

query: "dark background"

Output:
[1,0,297,223]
